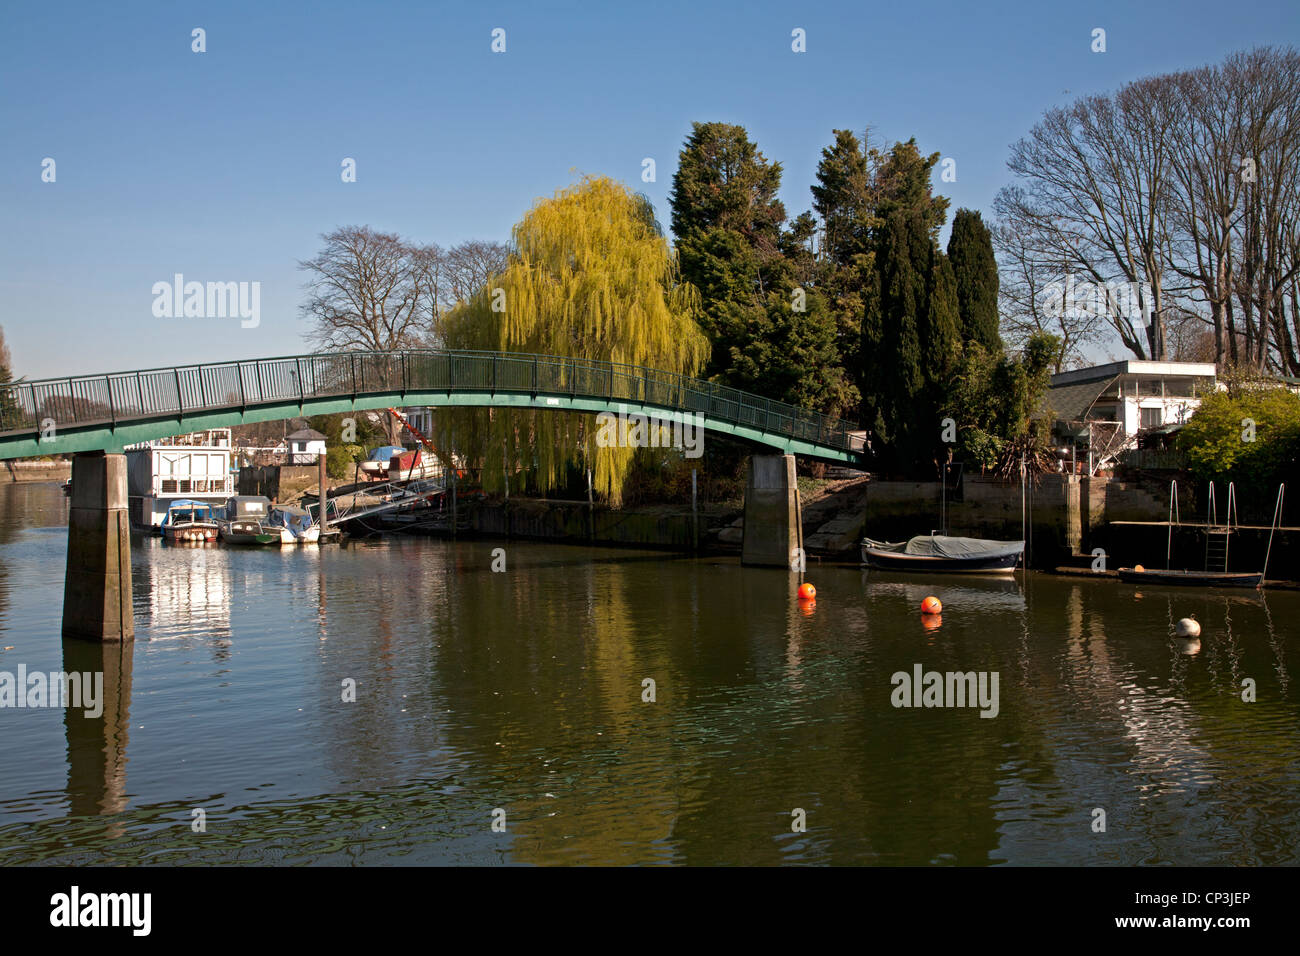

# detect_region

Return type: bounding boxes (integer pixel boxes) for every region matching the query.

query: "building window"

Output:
[1140,407,1163,429]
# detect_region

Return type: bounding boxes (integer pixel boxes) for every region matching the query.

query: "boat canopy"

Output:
[270,505,315,533]
[864,535,1024,560]
[163,500,215,522]
[223,495,271,518]
[368,445,406,461]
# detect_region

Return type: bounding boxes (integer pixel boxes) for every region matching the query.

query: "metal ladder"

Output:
[1204,481,1236,573]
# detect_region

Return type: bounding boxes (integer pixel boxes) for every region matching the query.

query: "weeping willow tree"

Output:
[434,175,708,505]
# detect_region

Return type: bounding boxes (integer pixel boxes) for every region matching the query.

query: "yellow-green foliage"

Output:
[435,175,708,505]
[1178,386,1300,488]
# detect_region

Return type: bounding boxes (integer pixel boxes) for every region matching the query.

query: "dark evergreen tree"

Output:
[811,129,873,267]
[872,209,928,472]
[670,123,853,415]
[947,209,1002,352]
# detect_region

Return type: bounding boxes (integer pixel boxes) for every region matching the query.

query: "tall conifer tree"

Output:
[947,209,1002,352]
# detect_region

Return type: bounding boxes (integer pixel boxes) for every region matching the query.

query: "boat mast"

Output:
[1263,483,1286,585]
[1166,479,1179,571]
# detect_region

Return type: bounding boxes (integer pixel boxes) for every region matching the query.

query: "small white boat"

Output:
[268,505,320,544]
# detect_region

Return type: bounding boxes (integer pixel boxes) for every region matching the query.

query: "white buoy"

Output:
[1176,617,1201,638]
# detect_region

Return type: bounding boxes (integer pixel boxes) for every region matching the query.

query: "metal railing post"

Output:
[136,372,145,416]
[174,368,183,415]
[295,358,305,403]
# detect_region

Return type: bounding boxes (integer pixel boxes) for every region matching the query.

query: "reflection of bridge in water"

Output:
[2,349,864,639]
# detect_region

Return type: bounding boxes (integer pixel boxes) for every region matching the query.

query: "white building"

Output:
[126,428,236,528]
[1046,361,1218,474]
[286,428,327,465]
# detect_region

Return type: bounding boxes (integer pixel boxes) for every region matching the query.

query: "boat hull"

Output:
[1117,568,1264,588]
[861,547,1021,574]
[219,521,281,545]
[163,523,219,543]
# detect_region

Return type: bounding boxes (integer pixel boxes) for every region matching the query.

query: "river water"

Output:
[0,481,1296,865]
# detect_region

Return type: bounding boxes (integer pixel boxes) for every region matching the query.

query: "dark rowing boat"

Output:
[860,535,1024,574]
[1116,568,1263,588]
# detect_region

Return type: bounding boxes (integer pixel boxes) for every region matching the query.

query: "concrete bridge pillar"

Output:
[742,454,803,567]
[63,452,134,641]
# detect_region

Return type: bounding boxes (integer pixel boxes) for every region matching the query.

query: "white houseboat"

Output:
[127,428,237,531]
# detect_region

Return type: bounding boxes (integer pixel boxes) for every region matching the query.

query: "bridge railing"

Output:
[0,349,865,454]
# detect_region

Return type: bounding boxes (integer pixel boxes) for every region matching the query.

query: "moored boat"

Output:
[388,446,441,481]
[217,495,281,545]
[1116,567,1263,588]
[160,499,220,543]
[360,445,407,481]
[861,535,1024,574]
[268,504,320,543]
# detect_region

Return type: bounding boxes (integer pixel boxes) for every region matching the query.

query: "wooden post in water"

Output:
[691,468,698,551]
[586,467,594,541]
[317,451,329,535]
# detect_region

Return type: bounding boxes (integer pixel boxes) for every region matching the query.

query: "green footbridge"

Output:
[0,349,866,464]
[6,350,864,641]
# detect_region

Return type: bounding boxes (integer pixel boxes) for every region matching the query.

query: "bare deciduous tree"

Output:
[998,46,1300,373]
[997,78,1183,360]
[299,226,429,353]
[992,214,1105,371]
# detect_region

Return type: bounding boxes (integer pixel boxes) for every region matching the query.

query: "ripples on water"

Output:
[0,482,1297,865]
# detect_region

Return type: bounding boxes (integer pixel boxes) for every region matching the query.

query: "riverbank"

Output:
[343,472,1300,580]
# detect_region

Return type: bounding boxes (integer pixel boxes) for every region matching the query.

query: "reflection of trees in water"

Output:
[313,539,444,792]
[425,547,685,864]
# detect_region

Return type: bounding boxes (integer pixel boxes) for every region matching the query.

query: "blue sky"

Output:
[2,0,1297,378]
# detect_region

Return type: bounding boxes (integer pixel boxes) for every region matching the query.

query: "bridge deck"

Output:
[0,349,867,464]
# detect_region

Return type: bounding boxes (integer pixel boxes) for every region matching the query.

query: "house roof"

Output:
[286,428,326,442]
[1050,360,1217,388]
[1040,376,1119,422]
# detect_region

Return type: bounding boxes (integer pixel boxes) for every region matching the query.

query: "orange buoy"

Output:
[921,613,943,631]
[797,583,816,601]
[921,596,942,615]
[1134,564,1145,573]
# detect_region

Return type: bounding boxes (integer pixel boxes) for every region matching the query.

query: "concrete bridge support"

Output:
[62,453,134,641]
[742,454,803,567]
